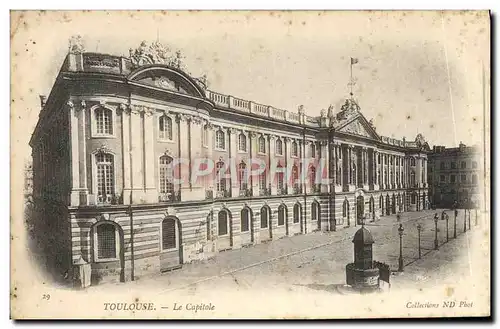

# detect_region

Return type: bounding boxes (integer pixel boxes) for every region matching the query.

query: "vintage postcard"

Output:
[10,10,490,319]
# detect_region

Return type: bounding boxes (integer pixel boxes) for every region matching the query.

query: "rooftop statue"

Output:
[415,133,426,147]
[68,35,85,54]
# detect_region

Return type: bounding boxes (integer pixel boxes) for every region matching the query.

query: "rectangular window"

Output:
[461,174,466,182]
[440,162,445,170]
[450,175,456,183]
[451,162,457,169]
[461,161,466,169]
[97,225,116,259]
[311,144,316,158]
[440,175,445,183]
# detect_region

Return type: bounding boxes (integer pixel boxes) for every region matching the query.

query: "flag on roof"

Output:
[351,57,359,65]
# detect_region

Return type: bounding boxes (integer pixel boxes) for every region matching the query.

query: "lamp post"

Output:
[398,223,404,272]
[434,213,439,250]
[454,208,458,239]
[463,208,467,233]
[445,212,449,242]
[416,223,422,259]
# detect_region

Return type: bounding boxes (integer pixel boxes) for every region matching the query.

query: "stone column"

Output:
[143,107,157,203]
[205,122,214,194]
[68,101,80,206]
[229,128,239,198]
[177,113,191,199]
[363,147,369,189]
[130,106,145,203]
[121,104,132,204]
[250,132,260,197]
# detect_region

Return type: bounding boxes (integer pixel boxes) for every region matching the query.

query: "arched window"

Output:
[258,136,266,154]
[202,124,209,147]
[309,166,316,187]
[238,161,247,190]
[215,130,225,150]
[293,203,301,224]
[259,170,267,191]
[275,139,283,155]
[159,155,174,199]
[292,164,299,189]
[94,223,118,260]
[95,153,114,204]
[379,195,383,209]
[311,202,320,222]
[238,133,247,152]
[241,208,250,232]
[411,192,417,204]
[278,205,286,226]
[410,171,416,187]
[343,199,349,218]
[310,143,316,158]
[260,207,269,229]
[95,107,113,135]
[159,115,173,140]
[216,161,227,192]
[276,164,284,192]
[369,197,374,212]
[218,211,229,236]
[161,218,177,250]
[291,141,298,157]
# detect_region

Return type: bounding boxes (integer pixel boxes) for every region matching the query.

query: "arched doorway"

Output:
[278,204,288,236]
[356,195,365,225]
[240,207,254,245]
[160,216,183,272]
[91,221,125,284]
[311,201,321,231]
[293,203,302,234]
[386,194,390,215]
[369,196,375,220]
[260,206,272,241]
[343,198,350,226]
[392,194,396,214]
[217,209,232,251]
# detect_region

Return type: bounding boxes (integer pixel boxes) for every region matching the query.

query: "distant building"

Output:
[24,161,33,201]
[428,142,482,208]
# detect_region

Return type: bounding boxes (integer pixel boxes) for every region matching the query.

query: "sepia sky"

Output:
[11,11,490,163]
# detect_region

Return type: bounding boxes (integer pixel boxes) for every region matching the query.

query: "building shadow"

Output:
[294,283,346,295]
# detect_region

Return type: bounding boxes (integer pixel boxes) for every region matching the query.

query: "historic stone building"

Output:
[428,143,482,208]
[29,43,429,285]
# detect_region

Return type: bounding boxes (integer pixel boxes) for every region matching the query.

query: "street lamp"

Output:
[434,213,439,250]
[454,208,458,239]
[445,212,449,242]
[416,223,422,259]
[398,223,404,272]
[463,207,467,233]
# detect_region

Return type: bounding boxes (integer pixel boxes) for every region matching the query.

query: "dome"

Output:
[352,226,374,245]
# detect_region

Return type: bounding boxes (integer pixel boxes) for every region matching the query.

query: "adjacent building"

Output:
[428,142,482,208]
[29,42,430,286]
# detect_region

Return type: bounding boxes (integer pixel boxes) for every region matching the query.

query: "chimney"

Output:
[39,95,47,110]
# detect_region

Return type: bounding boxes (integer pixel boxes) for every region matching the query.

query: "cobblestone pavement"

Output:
[88,208,485,297]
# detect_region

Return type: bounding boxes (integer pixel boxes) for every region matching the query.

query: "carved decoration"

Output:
[320,109,326,118]
[327,104,335,117]
[66,100,74,109]
[298,105,304,114]
[415,133,426,147]
[68,35,85,54]
[339,119,372,138]
[99,213,110,221]
[118,103,129,113]
[249,132,258,139]
[143,107,155,116]
[194,74,209,90]
[95,144,111,155]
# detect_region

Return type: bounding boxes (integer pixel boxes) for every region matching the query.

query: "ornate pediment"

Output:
[337,118,377,139]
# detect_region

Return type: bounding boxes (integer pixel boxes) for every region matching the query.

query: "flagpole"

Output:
[350,58,353,98]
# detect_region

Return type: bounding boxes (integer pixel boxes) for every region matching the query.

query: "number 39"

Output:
[42,294,50,300]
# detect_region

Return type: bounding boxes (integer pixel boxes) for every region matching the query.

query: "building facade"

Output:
[29,46,430,285]
[428,143,482,208]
